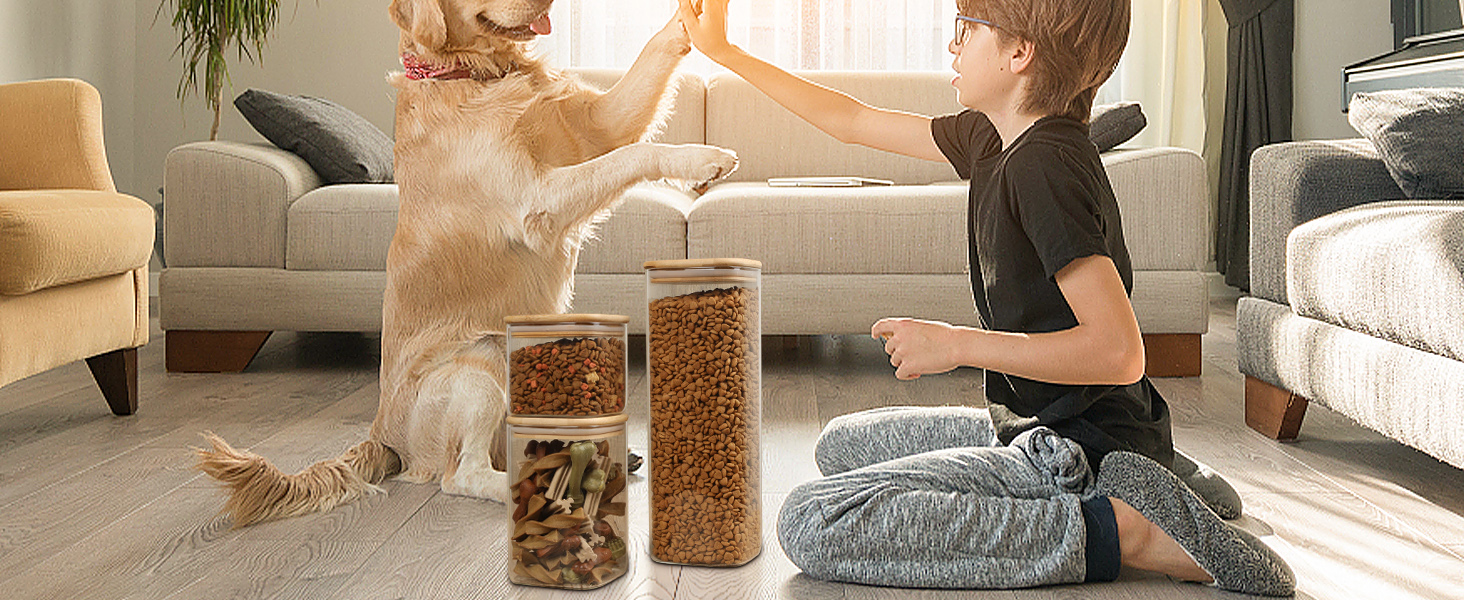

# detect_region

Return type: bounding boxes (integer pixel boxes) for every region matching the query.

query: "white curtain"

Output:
[1098,0,1212,153]
[536,0,1210,153]
[536,0,957,73]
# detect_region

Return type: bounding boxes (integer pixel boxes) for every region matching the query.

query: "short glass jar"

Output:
[505,314,628,417]
[643,258,762,566]
[506,414,630,590]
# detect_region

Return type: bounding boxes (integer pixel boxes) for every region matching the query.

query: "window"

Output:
[538,0,958,73]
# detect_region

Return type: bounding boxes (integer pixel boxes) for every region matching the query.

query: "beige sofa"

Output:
[162,70,1208,375]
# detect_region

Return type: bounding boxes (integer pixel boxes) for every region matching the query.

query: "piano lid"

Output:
[1342,29,1464,111]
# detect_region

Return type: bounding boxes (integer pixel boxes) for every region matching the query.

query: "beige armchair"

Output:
[0,78,154,414]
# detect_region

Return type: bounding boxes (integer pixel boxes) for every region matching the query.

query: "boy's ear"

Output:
[1008,39,1037,74]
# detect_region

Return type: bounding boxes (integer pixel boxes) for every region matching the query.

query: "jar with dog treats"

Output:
[507,414,630,589]
[643,258,762,566]
[505,314,628,417]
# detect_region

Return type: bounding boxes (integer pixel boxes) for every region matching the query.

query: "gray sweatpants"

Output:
[777,406,1099,588]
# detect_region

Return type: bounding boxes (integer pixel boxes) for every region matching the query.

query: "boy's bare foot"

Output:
[1111,497,1213,583]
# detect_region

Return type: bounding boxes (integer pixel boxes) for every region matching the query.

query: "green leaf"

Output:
[159,0,300,121]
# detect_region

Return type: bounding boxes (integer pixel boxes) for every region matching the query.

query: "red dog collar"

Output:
[402,54,474,81]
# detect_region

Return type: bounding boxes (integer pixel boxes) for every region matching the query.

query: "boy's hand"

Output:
[677,0,735,60]
[871,318,964,381]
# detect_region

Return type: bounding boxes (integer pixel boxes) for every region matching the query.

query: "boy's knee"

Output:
[777,482,833,577]
[813,414,870,475]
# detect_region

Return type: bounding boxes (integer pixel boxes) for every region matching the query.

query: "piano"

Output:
[1342,28,1464,111]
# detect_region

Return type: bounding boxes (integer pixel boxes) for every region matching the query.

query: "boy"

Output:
[677,0,1295,594]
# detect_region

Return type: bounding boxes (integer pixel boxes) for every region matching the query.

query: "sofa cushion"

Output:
[577,185,693,273]
[283,183,690,273]
[0,190,154,295]
[1089,102,1146,152]
[235,89,394,185]
[286,185,400,271]
[687,182,967,274]
[1287,201,1464,362]
[689,147,1206,274]
[1348,88,1464,199]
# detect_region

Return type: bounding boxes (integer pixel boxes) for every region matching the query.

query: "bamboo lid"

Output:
[507,414,629,427]
[643,258,762,270]
[503,314,630,325]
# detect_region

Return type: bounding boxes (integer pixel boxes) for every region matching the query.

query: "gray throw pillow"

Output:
[234,89,394,184]
[1349,88,1464,199]
[1088,102,1147,152]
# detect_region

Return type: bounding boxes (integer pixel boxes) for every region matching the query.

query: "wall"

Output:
[1292,0,1393,140]
[0,0,137,198]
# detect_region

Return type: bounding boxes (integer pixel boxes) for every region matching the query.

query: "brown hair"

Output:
[958,0,1130,122]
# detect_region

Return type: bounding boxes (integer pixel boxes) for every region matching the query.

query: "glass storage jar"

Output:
[506,414,630,590]
[643,258,762,566]
[505,314,628,417]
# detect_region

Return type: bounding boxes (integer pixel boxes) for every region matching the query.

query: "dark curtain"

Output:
[1216,0,1294,290]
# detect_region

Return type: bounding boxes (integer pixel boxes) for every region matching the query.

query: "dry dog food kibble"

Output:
[648,286,761,565]
[510,338,626,416]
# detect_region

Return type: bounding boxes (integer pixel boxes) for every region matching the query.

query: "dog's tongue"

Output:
[530,13,552,35]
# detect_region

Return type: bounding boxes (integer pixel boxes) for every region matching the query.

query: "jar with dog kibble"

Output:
[505,314,628,417]
[507,414,630,590]
[643,258,761,566]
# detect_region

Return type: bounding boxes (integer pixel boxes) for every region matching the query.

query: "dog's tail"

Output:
[193,432,403,528]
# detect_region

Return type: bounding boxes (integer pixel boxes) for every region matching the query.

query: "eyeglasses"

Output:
[953,15,999,48]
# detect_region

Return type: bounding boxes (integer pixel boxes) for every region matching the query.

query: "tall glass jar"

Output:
[505,314,628,417]
[506,414,630,590]
[643,258,762,566]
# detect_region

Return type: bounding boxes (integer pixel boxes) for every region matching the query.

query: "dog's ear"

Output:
[389,0,448,50]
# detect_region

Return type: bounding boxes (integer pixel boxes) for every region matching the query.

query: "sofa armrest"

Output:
[1248,139,1404,304]
[1102,147,1208,271]
[0,78,115,192]
[164,141,322,269]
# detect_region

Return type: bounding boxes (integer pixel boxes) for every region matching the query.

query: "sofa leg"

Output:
[1142,333,1201,377]
[166,330,273,373]
[86,348,138,416]
[1245,375,1308,441]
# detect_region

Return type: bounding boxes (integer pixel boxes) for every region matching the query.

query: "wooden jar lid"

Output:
[504,314,630,325]
[507,414,629,427]
[643,258,762,270]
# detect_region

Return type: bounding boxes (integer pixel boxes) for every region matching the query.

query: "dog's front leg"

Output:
[524,142,736,252]
[588,14,691,144]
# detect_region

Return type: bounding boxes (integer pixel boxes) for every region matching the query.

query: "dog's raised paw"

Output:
[661,144,738,188]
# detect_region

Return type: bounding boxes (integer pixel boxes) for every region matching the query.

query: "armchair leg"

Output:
[1245,375,1308,441]
[86,348,138,416]
[166,330,272,373]
[1142,333,1201,377]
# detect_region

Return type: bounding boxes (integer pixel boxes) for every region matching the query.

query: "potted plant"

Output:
[158,0,283,140]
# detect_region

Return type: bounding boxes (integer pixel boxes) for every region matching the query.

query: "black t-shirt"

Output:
[931,110,1174,471]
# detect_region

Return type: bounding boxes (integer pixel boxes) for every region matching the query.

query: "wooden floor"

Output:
[3,287,1463,600]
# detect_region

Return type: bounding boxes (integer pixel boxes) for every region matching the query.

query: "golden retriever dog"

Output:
[194,0,737,527]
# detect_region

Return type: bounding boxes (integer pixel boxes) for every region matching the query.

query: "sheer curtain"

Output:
[1098,0,1212,153]
[536,0,957,73]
